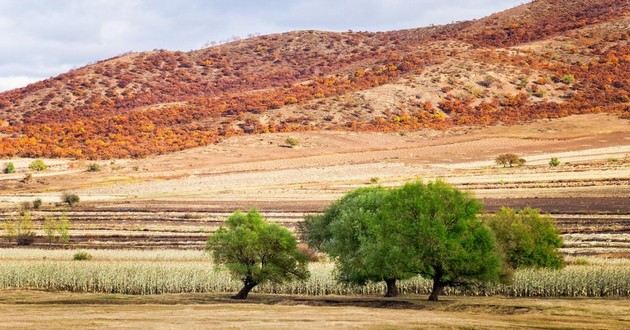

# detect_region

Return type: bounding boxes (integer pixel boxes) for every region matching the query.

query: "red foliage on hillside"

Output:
[0,0,628,159]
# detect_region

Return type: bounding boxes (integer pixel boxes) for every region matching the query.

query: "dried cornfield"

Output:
[1,257,629,297]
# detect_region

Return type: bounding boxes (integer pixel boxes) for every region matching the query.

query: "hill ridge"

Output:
[0,0,628,159]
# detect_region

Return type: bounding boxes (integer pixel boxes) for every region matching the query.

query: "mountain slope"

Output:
[0,0,628,159]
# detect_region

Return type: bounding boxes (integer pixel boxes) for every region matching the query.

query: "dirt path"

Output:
[1,290,628,329]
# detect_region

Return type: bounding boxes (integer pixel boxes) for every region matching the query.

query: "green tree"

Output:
[43,216,58,246]
[3,162,15,174]
[4,211,36,245]
[383,181,502,301]
[483,208,564,270]
[302,187,418,297]
[57,214,71,245]
[29,160,48,172]
[549,157,561,167]
[207,209,309,299]
[304,182,503,300]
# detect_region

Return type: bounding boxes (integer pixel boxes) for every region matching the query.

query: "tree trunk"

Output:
[233,279,257,300]
[428,279,445,302]
[384,278,398,297]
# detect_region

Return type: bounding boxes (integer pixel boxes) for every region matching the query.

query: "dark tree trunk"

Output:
[429,279,445,302]
[233,279,257,300]
[384,278,398,297]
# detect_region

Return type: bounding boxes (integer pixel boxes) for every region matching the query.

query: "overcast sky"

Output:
[0,0,525,92]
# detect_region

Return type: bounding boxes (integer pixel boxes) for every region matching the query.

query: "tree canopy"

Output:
[383,181,502,301]
[483,207,564,270]
[304,181,503,300]
[207,209,309,299]
[303,187,418,297]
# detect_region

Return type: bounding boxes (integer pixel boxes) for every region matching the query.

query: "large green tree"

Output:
[383,181,502,301]
[207,209,309,299]
[483,207,564,270]
[302,187,418,297]
[304,182,503,300]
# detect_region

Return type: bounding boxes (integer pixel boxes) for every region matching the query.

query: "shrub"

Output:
[369,177,380,184]
[484,208,564,270]
[478,75,496,88]
[516,77,528,90]
[73,251,93,261]
[4,211,36,246]
[87,163,101,172]
[32,199,42,209]
[561,74,575,84]
[207,209,309,299]
[285,137,300,148]
[29,160,48,172]
[549,157,561,167]
[532,88,546,98]
[20,201,32,210]
[62,193,80,207]
[495,154,526,167]
[21,173,33,183]
[3,162,15,174]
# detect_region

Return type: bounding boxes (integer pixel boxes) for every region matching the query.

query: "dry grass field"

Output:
[1,114,629,328]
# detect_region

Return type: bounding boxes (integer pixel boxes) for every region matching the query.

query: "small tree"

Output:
[57,214,71,245]
[484,208,564,270]
[29,160,48,172]
[32,199,43,209]
[43,216,58,246]
[549,157,561,167]
[4,211,36,246]
[207,209,309,299]
[62,193,80,207]
[3,162,15,174]
[495,154,526,168]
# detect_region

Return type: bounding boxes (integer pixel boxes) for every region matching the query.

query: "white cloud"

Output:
[0,76,43,92]
[0,0,526,92]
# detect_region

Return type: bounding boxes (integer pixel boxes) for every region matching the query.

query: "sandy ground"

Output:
[0,290,629,329]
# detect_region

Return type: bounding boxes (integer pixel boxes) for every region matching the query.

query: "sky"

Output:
[0,0,526,92]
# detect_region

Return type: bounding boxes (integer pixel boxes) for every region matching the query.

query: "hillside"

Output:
[0,0,628,159]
